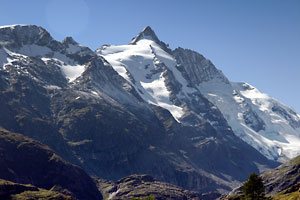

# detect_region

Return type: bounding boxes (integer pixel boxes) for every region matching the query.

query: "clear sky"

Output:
[1,0,299,112]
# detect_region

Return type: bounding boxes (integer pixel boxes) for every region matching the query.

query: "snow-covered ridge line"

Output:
[98,38,185,120]
[198,81,300,161]
[0,24,27,29]
[0,24,93,82]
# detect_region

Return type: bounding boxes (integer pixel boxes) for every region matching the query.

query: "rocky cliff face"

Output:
[0,24,293,198]
[172,47,229,86]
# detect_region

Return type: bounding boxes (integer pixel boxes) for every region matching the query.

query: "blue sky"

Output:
[1,0,300,112]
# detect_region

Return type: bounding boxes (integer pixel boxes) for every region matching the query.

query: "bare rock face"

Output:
[172,47,229,86]
[243,108,266,132]
[130,26,172,54]
[0,25,55,48]
[272,104,300,129]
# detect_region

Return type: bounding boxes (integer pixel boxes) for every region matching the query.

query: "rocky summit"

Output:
[0,24,299,199]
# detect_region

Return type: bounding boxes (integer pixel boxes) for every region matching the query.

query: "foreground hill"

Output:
[97,174,202,200]
[262,155,300,196]
[225,155,300,199]
[0,127,102,200]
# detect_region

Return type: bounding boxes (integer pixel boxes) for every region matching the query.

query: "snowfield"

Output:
[98,38,189,120]
[198,81,300,161]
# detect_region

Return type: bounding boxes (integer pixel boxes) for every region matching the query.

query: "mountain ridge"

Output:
[1,24,298,198]
[98,25,300,162]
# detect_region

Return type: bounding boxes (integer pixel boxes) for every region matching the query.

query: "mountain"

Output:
[1,24,297,198]
[98,26,300,163]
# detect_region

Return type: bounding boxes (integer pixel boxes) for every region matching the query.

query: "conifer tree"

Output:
[242,173,267,200]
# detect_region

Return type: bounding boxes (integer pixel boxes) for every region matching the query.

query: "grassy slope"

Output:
[0,179,75,200]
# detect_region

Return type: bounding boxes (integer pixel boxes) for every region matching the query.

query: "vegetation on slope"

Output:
[225,155,300,200]
[0,179,75,200]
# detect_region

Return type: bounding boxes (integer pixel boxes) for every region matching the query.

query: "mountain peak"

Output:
[0,24,53,48]
[130,26,172,54]
[130,26,160,45]
[0,24,48,37]
[62,36,78,46]
[140,26,157,38]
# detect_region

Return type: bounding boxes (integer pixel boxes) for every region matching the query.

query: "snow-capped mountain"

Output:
[98,26,231,130]
[98,26,300,162]
[0,24,297,198]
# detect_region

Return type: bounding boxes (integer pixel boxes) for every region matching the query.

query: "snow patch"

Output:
[42,57,85,82]
[44,85,61,90]
[0,24,26,29]
[60,64,85,82]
